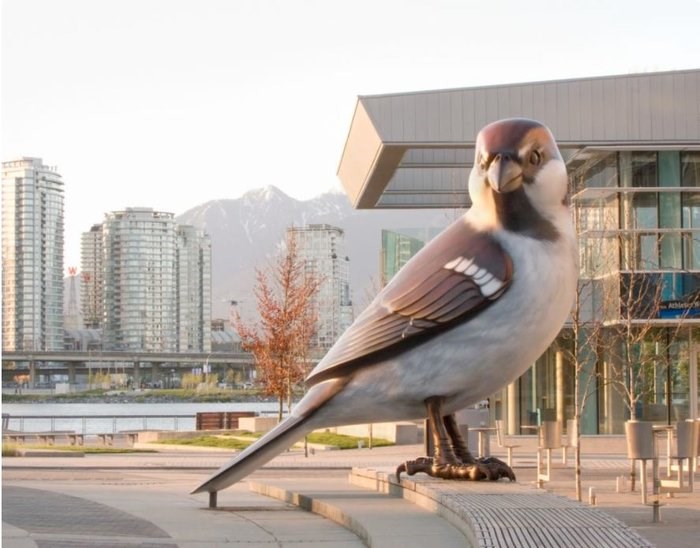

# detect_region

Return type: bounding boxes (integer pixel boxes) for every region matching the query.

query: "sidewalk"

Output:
[3,439,699,547]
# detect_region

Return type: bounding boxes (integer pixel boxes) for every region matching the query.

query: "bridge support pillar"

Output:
[152,362,161,386]
[68,363,77,386]
[134,362,142,388]
[29,361,37,388]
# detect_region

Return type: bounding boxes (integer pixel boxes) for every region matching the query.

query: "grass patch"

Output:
[306,432,394,449]
[2,443,19,457]
[1,443,156,455]
[155,435,255,450]
[58,446,157,454]
[154,431,394,451]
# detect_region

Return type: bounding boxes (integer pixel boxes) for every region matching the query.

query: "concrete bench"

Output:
[3,433,82,446]
[3,434,40,445]
[95,433,137,447]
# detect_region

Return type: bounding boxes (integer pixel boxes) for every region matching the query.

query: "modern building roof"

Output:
[337,69,700,209]
[210,329,240,345]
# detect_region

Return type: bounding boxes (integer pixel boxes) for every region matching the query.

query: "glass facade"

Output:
[80,224,104,329]
[98,208,211,352]
[550,150,700,434]
[288,224,353,350]
[380,227,443,285]
[381,230,425,284]
[2,158,65,351]
[379,151,700,434]
[176,225,212,353]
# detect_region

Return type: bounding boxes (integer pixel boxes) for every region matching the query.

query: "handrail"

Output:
[3,414,195,434]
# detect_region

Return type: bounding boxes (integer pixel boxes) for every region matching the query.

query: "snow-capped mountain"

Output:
[176,185,461,318]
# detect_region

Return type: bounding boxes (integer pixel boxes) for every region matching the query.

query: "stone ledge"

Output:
[350,467,655,548]
[15,448,85,458]
[249,477,467,547]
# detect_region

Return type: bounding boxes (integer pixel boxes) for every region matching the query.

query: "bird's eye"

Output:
[529,150,542,166]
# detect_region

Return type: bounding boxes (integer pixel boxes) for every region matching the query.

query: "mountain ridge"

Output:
[176,185,461,318]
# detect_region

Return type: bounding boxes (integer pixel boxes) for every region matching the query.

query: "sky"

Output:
[2,0,699,269]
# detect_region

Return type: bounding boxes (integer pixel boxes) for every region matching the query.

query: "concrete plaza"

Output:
[2,437,699,547]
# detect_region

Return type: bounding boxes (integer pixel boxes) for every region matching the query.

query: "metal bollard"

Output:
[588,486,597,505]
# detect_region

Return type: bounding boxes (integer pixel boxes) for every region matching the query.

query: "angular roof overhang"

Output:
[337,69,700,209]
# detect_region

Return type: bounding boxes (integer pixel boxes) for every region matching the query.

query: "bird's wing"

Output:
[306,219,513,386]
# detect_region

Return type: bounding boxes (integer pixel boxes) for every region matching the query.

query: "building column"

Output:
[556,351,565,424]
[507,381,519,434]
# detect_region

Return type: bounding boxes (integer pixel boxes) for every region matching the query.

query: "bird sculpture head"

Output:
[468,118,568,239]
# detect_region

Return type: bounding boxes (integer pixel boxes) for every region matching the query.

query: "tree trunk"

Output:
[278,395,283,422]
[574,414,582,502]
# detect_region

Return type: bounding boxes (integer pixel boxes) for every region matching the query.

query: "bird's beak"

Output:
[487,154,523,194]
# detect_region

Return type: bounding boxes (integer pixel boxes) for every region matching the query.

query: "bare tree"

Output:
[563,162,623,501]
[566,152,700,495]
[234,233,321,420]
[599,239,700,489]
[557,276,604,502]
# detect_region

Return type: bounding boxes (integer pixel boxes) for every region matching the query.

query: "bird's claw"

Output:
[396,457,433,481]
[396,456,515,482]
[476,456,516,481]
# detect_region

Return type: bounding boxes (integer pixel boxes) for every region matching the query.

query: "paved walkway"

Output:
[3,440,699,547]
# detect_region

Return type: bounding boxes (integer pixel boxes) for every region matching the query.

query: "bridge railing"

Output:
[3,414,194,434]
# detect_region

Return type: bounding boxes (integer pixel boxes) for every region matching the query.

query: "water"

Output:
[1,401,281,434]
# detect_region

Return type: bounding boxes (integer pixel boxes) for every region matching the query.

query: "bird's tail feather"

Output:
[191,413,313,494]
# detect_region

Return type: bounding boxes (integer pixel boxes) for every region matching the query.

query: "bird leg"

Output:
[443,413,515,480]
[396,397,515,482]
[442,413,473,463]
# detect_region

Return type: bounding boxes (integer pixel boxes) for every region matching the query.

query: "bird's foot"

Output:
[475,456,516,481]
[396,456,515,482]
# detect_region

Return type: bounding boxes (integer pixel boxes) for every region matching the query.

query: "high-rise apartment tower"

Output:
[85,208,211,352]
[2,158,65,351]
[287,224,353,350]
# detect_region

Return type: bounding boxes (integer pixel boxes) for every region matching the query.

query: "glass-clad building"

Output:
[288,224,353,350]
[89,208,212,353]
[340,69,700,435]
[380,227,442,285]
[102,208,178,352]
[176,224,212,353]
[80,224,104,329]
[560,149,700,434]
[2,158,65,351]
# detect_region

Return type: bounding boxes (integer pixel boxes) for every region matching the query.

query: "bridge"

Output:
[2,350,252,365]
[1,350,256,388]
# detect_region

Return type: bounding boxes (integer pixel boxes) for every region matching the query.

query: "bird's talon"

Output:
[396,457,435,481]
[395,462,406,481]
[396,457,516,481]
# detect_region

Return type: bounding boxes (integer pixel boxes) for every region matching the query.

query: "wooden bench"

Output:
[196,411,257,430]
